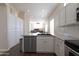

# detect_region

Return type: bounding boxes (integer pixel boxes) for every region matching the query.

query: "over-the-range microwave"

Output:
[76,7,79,21]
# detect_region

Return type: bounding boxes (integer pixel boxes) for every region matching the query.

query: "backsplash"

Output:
[64,26,79,39]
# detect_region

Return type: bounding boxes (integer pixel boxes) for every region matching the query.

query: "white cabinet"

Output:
[54,37,65,56]
[66,3,77,25]
[37,36,54,53]
[54,38,60,55]
[57,7,65,39]
[54,14,59,27]
[59,40,65,56]
[54,14,60,37]
[48,37,54,52]
[59,7,65,26]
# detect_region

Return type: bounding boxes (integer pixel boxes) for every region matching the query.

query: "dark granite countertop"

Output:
[22,33,55,37]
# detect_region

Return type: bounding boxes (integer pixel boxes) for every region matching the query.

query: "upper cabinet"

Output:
[58,3,79,27]
[59,7,65,26]
[54,13,60,37]
[65,3,78,25]
[54,3,79,39]
[54,14,59,27]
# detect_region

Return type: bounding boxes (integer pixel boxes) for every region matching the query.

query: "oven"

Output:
[65,40,79,56]
[76,7,79,21]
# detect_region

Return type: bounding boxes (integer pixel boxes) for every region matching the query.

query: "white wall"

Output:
[64,26,79,39]
[50,19,54,35]
[16,17,23,42]
[45,23,48,33]
[7,14,17,49]
[44,20,49,33]
[24,15,30,35]
[7,5,24,49]
[0,4,24,52]
[0,4,9,51]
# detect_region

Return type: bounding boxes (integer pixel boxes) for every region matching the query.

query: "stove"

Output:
[65,40,79,56]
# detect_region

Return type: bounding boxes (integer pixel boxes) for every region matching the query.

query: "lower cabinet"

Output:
[54,37,65,56]
[36,36,54,53]
[23,36,36,52]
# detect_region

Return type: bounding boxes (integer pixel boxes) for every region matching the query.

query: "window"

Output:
[50,18,54,35]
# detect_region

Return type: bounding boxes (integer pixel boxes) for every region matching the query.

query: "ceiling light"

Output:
[64,2,69,6]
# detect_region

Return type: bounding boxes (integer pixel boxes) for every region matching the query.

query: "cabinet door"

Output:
[59,40,65,56]
[58,7,65,38]
[66,3,77,25]
[37,37,54,52]
[55,37,65,56]
[48,37,54,52]
[77,3,79,7]
[54,38,60,55]
[54,14,60,37]
[43,37,49,52]
[54,14,59,27]
[59,7,65,26]
[37,37,47,52]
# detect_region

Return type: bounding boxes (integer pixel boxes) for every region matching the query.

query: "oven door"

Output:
[65,45,79,56]
[69,51,78,56]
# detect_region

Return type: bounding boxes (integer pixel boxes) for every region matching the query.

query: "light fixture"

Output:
[64,1,69,6]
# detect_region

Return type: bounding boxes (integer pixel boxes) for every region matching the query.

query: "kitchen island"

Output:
[21,34,54,53]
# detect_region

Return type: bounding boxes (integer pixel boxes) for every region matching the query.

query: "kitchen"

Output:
[0,3,79,56]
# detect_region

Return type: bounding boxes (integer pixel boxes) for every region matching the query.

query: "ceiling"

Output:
[10,3,58,21]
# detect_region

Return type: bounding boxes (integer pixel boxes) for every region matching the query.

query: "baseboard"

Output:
[0,43,19,53]
[36,51,54,53]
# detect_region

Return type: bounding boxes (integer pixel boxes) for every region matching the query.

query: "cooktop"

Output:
[65,40,79,53]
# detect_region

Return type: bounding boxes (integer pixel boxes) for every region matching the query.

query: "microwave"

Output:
[76,7,79,21]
